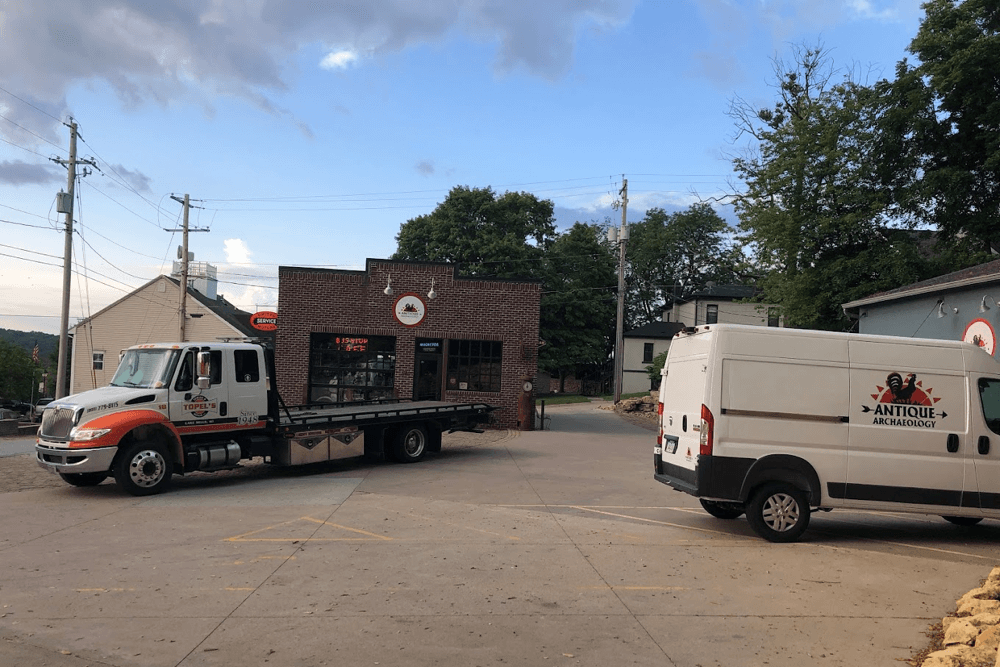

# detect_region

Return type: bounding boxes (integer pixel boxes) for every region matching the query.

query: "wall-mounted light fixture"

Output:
[427,278,436,300]
[383,275,393,296]
[980,295,998,313]
[937,300,947,318]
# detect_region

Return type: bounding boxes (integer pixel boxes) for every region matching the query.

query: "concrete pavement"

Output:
[0,401,996,666]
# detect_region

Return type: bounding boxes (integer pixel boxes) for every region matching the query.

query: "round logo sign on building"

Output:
[963,318,996,356]
[393,294,426,327]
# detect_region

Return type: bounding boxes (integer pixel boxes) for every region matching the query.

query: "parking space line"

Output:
[225,516,392,543]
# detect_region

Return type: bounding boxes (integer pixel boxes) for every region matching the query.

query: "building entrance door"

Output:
[414,339,443,401]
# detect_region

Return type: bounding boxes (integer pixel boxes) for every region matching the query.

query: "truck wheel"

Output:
[700,499,744,520]
[115,440,173,496]
[747,483,810,543]
[58,472,108,487]
[942,516,983,526]
[393,425,428,463]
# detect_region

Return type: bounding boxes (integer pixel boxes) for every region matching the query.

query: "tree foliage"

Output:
[392,185,557,278]
[537,223,617,387]
[729,46,932,330]
[889,0,1000,253]
[0,339,36,401]
[626,203,744,327]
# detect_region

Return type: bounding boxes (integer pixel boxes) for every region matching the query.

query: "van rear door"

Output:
[657,332,711,494]
[971,374,1000,517]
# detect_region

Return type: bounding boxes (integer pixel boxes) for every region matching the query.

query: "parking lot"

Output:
[1,400,997,666]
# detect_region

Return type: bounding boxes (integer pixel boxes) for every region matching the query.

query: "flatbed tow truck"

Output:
[36,341,495,495]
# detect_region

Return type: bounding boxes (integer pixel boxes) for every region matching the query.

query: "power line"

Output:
[0,112,66,152]
[0,217,58,230]
[0,135,52,160]
[0,85,63,123]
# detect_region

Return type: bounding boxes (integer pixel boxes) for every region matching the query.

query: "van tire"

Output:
[747,483,810,543]
[942,516,983,526]
[700,499,744,520]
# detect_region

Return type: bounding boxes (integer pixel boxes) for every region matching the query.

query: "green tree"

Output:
[0,339,35,401]
[393,185,557,277]
[626,203,743,327]
[890,0,1000,254]
[729,46,931,330]
[537,223,617,390]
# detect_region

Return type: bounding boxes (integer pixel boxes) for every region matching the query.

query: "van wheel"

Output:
[393,425,427,463]
[747,483,810,543]
[942,516,983,526]
[115,440,173,496]
[700,499,744,520]
[59,472,108,487]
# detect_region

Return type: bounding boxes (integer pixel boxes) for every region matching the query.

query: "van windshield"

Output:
[111,349,180,389]
[978,378,1000,435]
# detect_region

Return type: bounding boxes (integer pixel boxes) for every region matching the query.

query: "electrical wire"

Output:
[0,112,66,153]
[0,85,63,123]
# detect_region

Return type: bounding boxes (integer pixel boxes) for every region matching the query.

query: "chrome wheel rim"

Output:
[129,449,166,488]
[403,430,425,458]
[761,493,800,532]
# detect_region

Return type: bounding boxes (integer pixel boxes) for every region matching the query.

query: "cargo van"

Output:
[654,324,1000,542]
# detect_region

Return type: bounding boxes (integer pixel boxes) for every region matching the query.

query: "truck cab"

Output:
[36,342,269,495]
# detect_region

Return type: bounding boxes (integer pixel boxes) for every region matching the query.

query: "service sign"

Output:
[250,311,278,331]
[393,293,426,327]
[859,370,947,430]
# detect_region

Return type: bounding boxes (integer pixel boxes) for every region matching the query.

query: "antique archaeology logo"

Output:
[862,372,946,429]
[393,293,426,327]
[184,395,217,418]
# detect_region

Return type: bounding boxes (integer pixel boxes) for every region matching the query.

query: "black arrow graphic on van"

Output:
[862,405,871,413]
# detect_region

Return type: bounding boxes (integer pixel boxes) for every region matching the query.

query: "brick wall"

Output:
[275,259,541,428]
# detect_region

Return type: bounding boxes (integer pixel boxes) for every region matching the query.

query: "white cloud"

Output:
[223,238,252,264]
[320,49,359,70]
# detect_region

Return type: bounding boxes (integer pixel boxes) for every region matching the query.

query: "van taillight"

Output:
[656,402,664,446]
[699,404,714,456]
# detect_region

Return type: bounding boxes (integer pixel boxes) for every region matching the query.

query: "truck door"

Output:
[169,347,230,433]
[846,351,968,512]
[971,377,1000,517]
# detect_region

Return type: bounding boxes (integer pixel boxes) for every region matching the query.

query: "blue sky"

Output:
[0,0,925,335]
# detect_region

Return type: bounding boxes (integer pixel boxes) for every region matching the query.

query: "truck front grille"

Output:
[40,408,76,439]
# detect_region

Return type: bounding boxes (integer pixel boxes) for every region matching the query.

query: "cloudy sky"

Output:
[1,0,925,335]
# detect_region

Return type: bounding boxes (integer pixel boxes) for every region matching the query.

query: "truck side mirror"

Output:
[197,350,212,389]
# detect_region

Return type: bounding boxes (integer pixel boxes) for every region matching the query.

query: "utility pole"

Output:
[51,119,95,399]
[613,177,628,404]
[167,194,207,342]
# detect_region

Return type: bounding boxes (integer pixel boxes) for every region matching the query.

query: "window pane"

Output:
[448,339,503,393]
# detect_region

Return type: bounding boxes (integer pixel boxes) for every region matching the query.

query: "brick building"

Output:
[275,259,541,429]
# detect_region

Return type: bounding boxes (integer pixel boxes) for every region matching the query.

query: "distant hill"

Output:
[0,328,59,363]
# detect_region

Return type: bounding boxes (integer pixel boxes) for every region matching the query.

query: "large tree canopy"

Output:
[730,46,932,330]
[392,185,557,278]
[890,0,1000,253]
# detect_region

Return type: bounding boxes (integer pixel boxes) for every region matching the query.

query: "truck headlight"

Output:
[70,428,112,441]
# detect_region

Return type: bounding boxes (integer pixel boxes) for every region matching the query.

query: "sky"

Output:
[0,0,927,335]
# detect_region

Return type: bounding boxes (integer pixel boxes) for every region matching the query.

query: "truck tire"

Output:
[942,516,983,526]
[699,499,744,520]
[114,440,173,496]
[747,482,810,543]
[59,472,108,487]
[393,424,428,463]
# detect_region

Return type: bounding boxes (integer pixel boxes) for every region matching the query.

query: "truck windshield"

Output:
[110,349,180,389]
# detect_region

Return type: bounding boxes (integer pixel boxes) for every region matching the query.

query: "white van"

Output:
[654,324,1000,542]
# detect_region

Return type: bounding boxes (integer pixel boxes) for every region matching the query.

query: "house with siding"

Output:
[69,275,263,394]
[621,284,782,393]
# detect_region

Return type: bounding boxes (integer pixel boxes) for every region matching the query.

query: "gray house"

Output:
[842,258,1000,355]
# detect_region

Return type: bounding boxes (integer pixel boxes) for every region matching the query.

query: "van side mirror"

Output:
[196,350,211,389]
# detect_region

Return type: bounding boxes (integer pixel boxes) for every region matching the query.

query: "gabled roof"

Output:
[842,258,1000,310]
[624,321,686,339]
[662,284,758,306]
[72,275,264,339]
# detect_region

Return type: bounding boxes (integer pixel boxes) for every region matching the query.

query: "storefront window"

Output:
[309,334,396,404]
[447,340,502,392]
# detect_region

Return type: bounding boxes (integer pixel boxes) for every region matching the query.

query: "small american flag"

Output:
[32,342,39,364]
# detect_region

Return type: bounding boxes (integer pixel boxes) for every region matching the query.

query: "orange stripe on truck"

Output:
[68,409,179,449]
